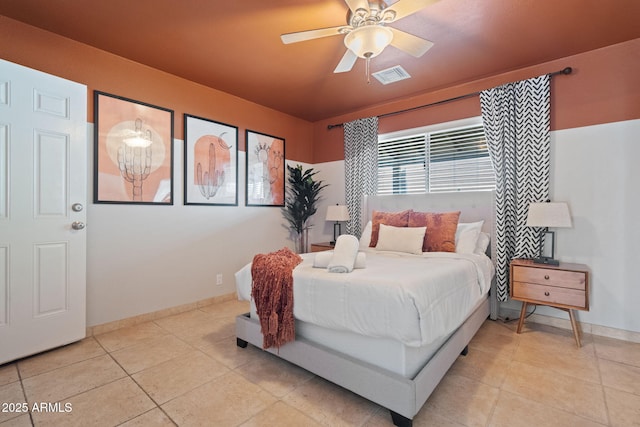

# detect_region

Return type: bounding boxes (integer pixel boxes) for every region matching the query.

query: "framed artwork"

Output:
[94,91,174,204]
[184,114,238,205]
[245,130,285,207]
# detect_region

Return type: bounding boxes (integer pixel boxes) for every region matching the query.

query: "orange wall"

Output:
[0,16,315,163]
[313,38,640,163]
[2,16,638,166]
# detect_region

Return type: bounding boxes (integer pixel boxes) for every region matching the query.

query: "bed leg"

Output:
[236,337,248,348]
[390,411,412,427]
[460,345,469,356]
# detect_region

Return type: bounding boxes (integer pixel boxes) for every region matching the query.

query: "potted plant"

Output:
[282,164,328,253]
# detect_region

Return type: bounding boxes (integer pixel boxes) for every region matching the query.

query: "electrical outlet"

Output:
[216,274,223,286]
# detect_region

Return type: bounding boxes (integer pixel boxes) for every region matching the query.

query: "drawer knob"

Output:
[544,275,550,280]
[544,291,550,296]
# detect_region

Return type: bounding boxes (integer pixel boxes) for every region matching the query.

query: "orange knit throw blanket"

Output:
[251,247,302,349]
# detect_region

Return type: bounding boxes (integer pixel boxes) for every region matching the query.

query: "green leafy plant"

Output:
[282,164,328,242]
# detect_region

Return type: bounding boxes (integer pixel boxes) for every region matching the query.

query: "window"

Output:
[377,118,495,194]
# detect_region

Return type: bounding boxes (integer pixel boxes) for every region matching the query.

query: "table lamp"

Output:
[526,201,572,266]
[326,204,350,245]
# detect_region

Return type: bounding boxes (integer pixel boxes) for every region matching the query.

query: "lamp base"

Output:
[532,257,560,266]
[332,222,341,246]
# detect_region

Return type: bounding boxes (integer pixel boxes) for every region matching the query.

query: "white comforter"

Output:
[235,250,494,348]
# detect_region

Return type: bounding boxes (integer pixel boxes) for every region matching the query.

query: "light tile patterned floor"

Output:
[1,299,639,426]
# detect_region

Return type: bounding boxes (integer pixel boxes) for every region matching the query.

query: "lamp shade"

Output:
[344,26,393,59]
[326,205,350,221]
[526,202,572,228]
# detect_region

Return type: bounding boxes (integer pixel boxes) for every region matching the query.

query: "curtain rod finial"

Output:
[562,67,572,75]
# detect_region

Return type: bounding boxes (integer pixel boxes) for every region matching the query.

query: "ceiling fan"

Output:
[281,0,438,75]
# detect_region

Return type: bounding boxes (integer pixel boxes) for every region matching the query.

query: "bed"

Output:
[235,191,497,426]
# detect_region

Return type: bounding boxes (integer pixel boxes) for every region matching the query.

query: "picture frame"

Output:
[183,114,238,206]
[94,91,174,204]
[245,130,285,207]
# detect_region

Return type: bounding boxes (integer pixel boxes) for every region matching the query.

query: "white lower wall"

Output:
[87,120,640,335]
[86,125,312,326]
[500,119,640,334]
[308,160,348,245]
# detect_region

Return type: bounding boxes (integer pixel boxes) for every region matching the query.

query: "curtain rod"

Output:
[327,66,573,130]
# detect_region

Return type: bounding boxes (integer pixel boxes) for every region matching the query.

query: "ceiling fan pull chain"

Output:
[366,56,371,84]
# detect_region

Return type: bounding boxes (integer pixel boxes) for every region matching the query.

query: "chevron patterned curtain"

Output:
[480,74,551,302]
[344,117,378,238]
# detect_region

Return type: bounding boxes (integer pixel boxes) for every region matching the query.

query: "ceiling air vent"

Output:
[372,65,411,85]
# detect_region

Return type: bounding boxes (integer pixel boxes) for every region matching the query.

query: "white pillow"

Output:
[359,220,372,250]
[375,224,426,255]
[455,221,484,254]
[474,231,491,255]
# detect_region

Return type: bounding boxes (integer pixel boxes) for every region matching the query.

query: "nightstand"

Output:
[310,242,334,252]
[510,259,589,347]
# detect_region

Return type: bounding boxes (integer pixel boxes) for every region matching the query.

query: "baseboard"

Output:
[86,292,238,337]
[499,307,640,344]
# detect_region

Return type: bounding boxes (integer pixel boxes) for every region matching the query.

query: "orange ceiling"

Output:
[1,0,639,122]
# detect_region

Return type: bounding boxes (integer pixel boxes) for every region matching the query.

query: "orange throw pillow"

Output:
[409,211,461,252]
[369,209,411,247]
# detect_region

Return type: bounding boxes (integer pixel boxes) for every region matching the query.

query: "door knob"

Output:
[71,221,85,230]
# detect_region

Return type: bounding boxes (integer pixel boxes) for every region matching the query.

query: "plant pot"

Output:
[295,229,309,254]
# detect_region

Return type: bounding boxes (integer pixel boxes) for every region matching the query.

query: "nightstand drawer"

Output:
[512,281,587,309]
[512,266,586,290]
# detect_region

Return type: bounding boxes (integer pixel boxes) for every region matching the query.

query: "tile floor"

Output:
[1,299,639,426]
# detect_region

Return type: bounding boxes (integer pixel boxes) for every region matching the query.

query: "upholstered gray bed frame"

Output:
[236,191,497,426]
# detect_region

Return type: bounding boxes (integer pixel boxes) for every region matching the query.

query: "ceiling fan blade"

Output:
[385,0,439,22]
[281,26,346,44]
[344,0,370,14]
[389,28,434,57]
[334,49,358,73]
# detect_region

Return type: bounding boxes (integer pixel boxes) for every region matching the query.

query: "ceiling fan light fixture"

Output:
[344,25,393,59]
[281,0,436,75]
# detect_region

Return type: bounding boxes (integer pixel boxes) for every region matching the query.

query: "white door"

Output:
[0,59,87,364]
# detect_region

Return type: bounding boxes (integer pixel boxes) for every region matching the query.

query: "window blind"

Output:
[378,133,426,194]
[377,123,495,195]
